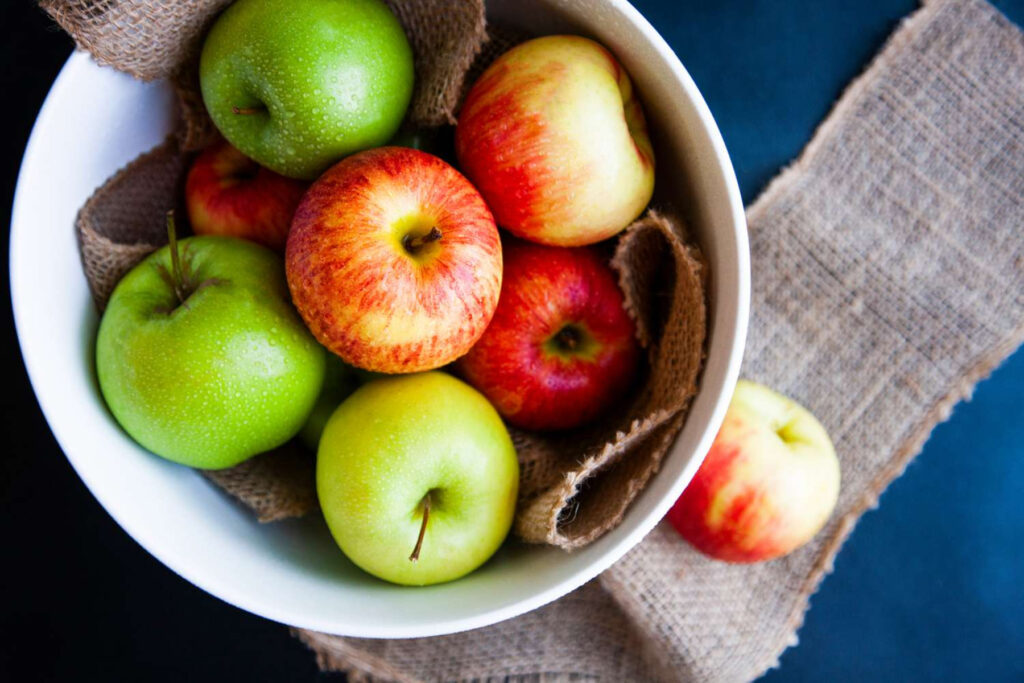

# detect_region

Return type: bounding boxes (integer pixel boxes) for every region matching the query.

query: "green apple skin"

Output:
[96,236,326,469]
[317,372,519,586]
[298,354,359,451]
[200,0,414,180]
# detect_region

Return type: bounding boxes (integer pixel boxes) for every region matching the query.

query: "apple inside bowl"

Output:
[10,0,748,637]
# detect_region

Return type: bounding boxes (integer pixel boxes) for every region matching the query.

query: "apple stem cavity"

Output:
[409,491,432,563]
[231,105,265,116]
[402,226,443,255]
[166,211,189,305]
[553,325,582,352]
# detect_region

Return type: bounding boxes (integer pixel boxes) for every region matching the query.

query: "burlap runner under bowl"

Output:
[47,0,709,544]
[296,0,1023,680]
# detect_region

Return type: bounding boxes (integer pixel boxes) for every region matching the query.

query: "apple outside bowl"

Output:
[10,0,749,638]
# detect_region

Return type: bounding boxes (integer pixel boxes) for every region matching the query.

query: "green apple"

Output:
[199,0,414,180]
[317,372,519,586]
[96,225,326,469]
[297,354,358,451]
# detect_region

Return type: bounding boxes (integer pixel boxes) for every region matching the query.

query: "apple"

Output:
[286,146,503,374]
[297,355,359,451]
[457,240,640,431]
[96,216,326,469]
[317,372,519,586]
[199,0,414,180]
[456,35,655,247]
[667,380,840,563]
[185,139,307,251]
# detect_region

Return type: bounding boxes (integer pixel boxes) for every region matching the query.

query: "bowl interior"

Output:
[10,0,747,637]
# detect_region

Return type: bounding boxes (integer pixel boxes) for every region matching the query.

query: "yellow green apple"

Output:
[317,372,519,586]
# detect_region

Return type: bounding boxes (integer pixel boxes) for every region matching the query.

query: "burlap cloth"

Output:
[293,0,1024,680]
[42,0,1024,679]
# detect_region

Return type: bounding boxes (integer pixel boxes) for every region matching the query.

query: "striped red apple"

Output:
[668,380,840,563]
[285,146,502,374]
[456,35,655,247]
[457,240,639,431]
[185,140,307,251]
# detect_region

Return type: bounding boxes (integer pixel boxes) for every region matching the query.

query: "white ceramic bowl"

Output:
[11,0,748,637]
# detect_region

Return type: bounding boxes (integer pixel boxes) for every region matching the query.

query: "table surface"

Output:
[2,1,1022,681]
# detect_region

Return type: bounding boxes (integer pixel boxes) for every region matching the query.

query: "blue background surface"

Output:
[627,0,1024,680]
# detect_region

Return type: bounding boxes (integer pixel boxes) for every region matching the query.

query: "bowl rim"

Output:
[11,1,749,638]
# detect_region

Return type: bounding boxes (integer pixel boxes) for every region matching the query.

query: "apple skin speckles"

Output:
[199,0,414,180]
[96,236,326,469]
[286,146,503,374]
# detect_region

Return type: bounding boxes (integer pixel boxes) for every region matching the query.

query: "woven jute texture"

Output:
[292,0,1024,680]
[512,211,706,548]
[75,135,190,309]
[202,442,318,523]
[51,0,709,545]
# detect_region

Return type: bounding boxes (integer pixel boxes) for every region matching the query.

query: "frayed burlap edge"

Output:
[512,210,707,549]
[385,0,487,126]
[749,329,1024,677]
[76,135,188,309]
[294,629,421,683]
[514,410,677,547]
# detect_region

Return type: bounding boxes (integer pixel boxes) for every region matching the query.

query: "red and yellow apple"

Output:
[185,140,307,251]
[457,240,639,431]
[667,380,840,563]
[456,35,655,247]
[286,146,502,374]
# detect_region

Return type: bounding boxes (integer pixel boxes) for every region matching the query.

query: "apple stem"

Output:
[409,492,431,563]
[231,105,265,116]
[554,325,582,351]
[166,210,188,305]
[402,227,443,254]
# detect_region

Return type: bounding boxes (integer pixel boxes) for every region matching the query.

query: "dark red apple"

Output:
[185,140,307,251]
[457,240,639,431]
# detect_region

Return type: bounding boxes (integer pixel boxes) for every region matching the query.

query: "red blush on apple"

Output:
[458,240,640,431]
